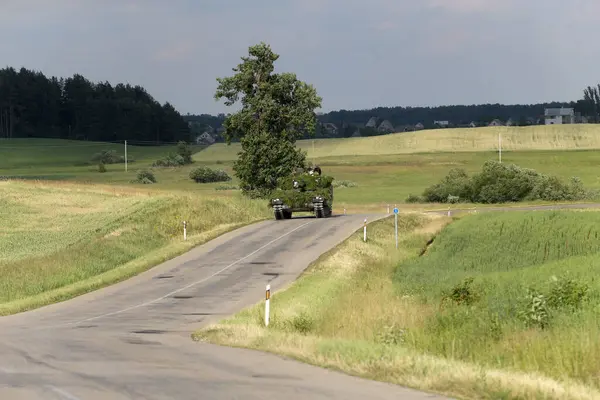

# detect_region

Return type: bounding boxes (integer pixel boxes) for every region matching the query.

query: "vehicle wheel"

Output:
[323,206,332,217]
[275,211,283,220]
[315,208,323,218]
[283,210,292,219]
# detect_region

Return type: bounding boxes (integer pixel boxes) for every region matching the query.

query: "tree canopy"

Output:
[0,67,190,142]
[214,42,322,196]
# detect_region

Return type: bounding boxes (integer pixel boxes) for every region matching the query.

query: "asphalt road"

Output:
[0,213,447,400]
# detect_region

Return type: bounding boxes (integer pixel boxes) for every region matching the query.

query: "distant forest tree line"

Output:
[0,67,190,143]
[185,96,599,140]
[2,66,600,143]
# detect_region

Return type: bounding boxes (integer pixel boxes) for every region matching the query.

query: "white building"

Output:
[433,120,449,127]
[544,108,575,125]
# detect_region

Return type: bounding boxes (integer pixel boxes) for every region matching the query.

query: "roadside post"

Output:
[394,207,399,249]
[183,221,187,241]
[265,284,271,326]
[363,218,367,242]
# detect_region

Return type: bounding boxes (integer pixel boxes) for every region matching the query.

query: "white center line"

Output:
[56,220,314,327]
[47,386,81,400]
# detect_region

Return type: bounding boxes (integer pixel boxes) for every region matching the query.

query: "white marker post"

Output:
[343,208,346,215]
[124,140,128,172]
[363,218,367,242]
[387,204,390,214]
[393,207,399,249]
[499,131,502,163]
[265,284,271,327]
[183,221,187,241]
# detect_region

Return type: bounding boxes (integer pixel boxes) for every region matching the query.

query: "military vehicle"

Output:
[270,166,334,220]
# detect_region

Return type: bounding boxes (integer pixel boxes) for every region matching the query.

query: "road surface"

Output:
[0,213,446,400]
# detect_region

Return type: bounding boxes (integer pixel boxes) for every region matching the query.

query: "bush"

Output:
[405,194,424,203]
[152,141,194,167]
[546,275,589,310]
[152,153,185,167]
[189,167,231,183]
[91,149,130,164]
[132,169,156,184]
[443,277,480,306]
[98,163,107,173]
[416,161,590,204]
[285,312,313,334]
[518,288,550,329]
[176,141,193,164]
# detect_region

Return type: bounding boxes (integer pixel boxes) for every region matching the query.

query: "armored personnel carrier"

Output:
[269,166,334,220]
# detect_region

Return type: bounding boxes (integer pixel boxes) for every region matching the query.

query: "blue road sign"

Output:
[393,208,398,214]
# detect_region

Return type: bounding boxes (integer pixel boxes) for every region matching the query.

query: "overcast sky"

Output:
[2,0,599,115]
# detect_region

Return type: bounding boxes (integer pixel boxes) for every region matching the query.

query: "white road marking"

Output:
[58,220,314,327]
[47,386,81,400]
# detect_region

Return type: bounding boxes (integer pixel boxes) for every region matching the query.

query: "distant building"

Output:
[195,132,215,144]
[322,122,339,136]
[488,119,504,127]
[377,120,395,133]
[415,122,425,130]
[434,120,449,127]
[365,117,379,128]
[544,108,575,124]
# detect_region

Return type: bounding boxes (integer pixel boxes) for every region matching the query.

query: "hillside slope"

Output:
[0,180,269,315]
[394,210,600,390]
[195,124,600,161]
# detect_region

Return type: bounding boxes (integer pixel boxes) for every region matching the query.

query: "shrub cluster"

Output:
[91,149,130,164]
[152,141,193,167]
[408,160,590,204]
[442,274,589,331]
[131,169,156,184]
[518,275,588,329]
[189,167,231,183]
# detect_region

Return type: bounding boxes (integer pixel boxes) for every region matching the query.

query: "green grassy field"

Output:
[195,211,600,400]
[0,179,270,315]
[4,126,600,209]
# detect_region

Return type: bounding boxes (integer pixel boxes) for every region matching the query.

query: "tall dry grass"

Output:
[0,179,270,315]
[195,212,600,399]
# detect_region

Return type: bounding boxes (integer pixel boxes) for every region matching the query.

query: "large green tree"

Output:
[214,42,322,196]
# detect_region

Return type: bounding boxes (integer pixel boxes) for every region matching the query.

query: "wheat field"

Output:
[0,179,270,315]
[195,124,600,162]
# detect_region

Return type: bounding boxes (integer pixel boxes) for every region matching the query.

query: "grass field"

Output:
[0,179,270,315]
[194,211,600,400]
[4,126,600,209]
[196,124,600,161]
